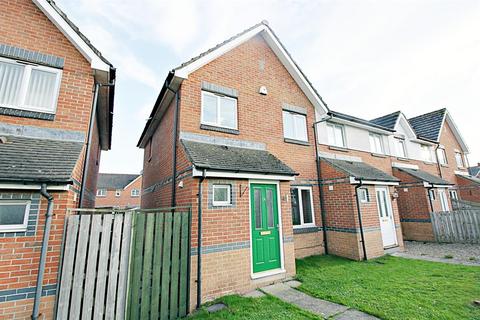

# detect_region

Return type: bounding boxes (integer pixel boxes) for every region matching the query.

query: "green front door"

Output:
[251,183,281,273]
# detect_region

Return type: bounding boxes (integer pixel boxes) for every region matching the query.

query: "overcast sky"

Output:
[58,0,480,173]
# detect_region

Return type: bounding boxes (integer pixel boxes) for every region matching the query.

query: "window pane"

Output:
[334,125,344,147]
[202,93,217,124]
[327,124,335,145]
[301,189,313,224]
[214,186,229,202]
[455,153,463,167]
[0,204,26,225]
[0,61,24,106]
[283,111,295,139]
[266,189,274,228]
[219,97,237,128]
[290,189,300,226]
[396,139,406,157]
[25,69,57,110]
[376,191,384,217]
[294,114,307,141]
[381,191,389,217]
[254,189,262,229]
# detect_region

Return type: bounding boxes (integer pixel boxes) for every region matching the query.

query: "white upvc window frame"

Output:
[292,186,315,228]
[455,152,464,168]
[429,189,436,201]
[438,189,450,212]
[0,56,62,114]
[131,189,140,197]
[115,189,122,197]
[437,148,448,165]
[212,184,231,206]
[369,132,384,154]
[421,144,433,162]
[449,190,458,201]
[358,188,370,203]
[96,188,106,197]
[201,90,238,130]
[327,123,346,148]
[0,200,30,232]
[282,110,308,142]
[394,137,407,158]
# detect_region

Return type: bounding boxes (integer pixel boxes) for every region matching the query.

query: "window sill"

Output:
[440,164,449,168]
[0,106,55,121]
[284,138,309,146]
[423,161,435,165]
[293,226,319,234]
[396,157,409,162]
[0,228,28,233]
[328,145,348,152]
[200,124,239,135]
[371,153,387,158]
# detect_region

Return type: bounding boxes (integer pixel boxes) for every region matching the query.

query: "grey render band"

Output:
[0,192,40,238]
[201,81,238,98]
[282,103,307,115]
[0,43,64,69]
[0,122,85,142]
[0,107,55,121]
[200,124,239,135]
[207,179,237,209]
[180,131,266,150]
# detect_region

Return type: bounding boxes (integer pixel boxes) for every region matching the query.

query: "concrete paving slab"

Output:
[243,290,266,298]
[206,303,227,313]
[333,308,379,320]
[285,280,302,288]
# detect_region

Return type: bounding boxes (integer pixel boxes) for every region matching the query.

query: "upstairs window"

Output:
[131,189,140,197]
[421,145,433,162]
[327,123,346,148]
[0,201,30,232]
[369,133,384,154]
[0,57,62,114]
[455,152,464,168]
[394,137,407,158]
[283,111,308,142]
[201,91,237,130]
[96,188,106,197]
[437,148,447,165]
[291,187,315,228]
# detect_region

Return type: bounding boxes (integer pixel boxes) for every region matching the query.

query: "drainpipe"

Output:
[32,184,54,320]
[169,88,180,207]
[354,180,368,261]
[434,143,443,179]
[196,169,206,309]
[313,114,332,255]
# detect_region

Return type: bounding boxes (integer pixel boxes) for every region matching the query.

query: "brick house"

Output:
[0,0,115,318]
[95,173,142,209]
[138,21,418,308]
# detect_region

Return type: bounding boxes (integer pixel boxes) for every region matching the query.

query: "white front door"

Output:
[375,187,397,248]
[438,189,450,211]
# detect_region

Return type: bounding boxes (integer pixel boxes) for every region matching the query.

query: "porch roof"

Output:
[456,174,480,185]
[395,167,453,185]
[320,158,399,182]
[181,140,297,176]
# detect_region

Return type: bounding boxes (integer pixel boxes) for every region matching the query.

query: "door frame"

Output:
[375,186,398,247]
[248,180,285,279]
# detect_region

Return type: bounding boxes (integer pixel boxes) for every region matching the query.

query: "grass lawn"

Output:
[189,294,320,319]
[296,255,480,320]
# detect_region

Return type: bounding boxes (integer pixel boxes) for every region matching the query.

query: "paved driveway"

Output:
[393,241,480,266]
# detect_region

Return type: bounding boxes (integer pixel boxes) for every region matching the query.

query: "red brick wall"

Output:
[95,176,142,208]
[456,175,480,203]
[438,122,469,182]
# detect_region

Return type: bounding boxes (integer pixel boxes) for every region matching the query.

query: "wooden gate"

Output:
[55,208,191,320]
[430,209,480,244]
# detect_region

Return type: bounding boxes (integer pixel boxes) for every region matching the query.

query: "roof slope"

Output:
[457,174,480,185]
[329,110,394,131]
[0,135,83,183]
[408,108,446,141]
[370,111,401,130]
[468,166,480,177]
[97,173,140,189]
[394,167,452,185]
[321,158,399,182]
[181,140,296,176]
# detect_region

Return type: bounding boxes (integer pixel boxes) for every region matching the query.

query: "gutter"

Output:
[31,184,54,320]
[354,180,368,260]
[196,169,206,309]
[313,114,332,255]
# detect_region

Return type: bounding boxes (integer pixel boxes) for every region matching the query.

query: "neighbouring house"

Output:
[95,173,142,208]
[0,0,115,318]
[469,163,480,178]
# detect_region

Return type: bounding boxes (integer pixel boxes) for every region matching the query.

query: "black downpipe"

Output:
[434,143,443,178]
[32,184,54,320]
[79,83,100,207]
[313,116,331,255]
[170,89,180,207]
[354,181,368,261]
[196,169,206,309]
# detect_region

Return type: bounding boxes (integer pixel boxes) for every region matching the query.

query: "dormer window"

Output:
[369,133,384,154]
[394,137,407,158]
[327,123,345,148]
[201,91,237,130]
[0,57,62,114]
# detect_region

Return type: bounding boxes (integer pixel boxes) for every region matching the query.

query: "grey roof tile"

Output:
[408,108,446,141]
[97,173,140,189]
[394,167,452,185]
[181,140,296,176]
[370,111,401,130]
[0,135,83,183]
[468,166,480,177]
[329,110,394,131]
[321,158,399,182]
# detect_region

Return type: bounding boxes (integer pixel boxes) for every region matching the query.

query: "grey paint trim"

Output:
[0,44,64,68]
[0,123,85,142]
[191,241,249,255]
[0,107,55,121]
[201,81,238,98]
[282,103,307,115]
[179,131,266,150]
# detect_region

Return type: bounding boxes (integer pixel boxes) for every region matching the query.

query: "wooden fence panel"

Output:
[431,209,480,244]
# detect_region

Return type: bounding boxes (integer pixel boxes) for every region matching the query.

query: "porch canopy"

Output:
[181,139,297,180]
[395,167,453,187]
[320,157,400,185]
